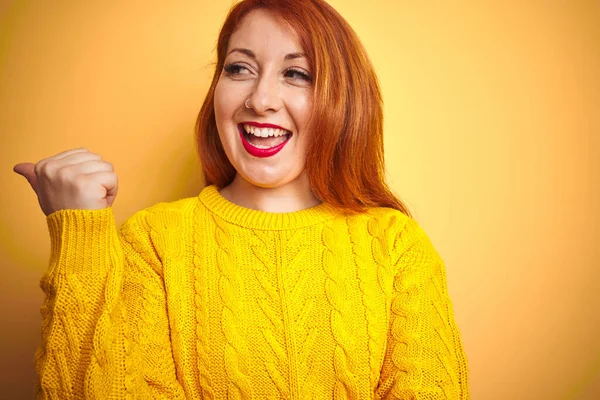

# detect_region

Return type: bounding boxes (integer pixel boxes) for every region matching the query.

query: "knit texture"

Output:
[35,184,470,399]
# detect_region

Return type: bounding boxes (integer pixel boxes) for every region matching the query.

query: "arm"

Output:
[34,207,185,399]
[375,218,470,399]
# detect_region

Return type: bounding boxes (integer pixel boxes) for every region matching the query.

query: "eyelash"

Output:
[223,63,312,82]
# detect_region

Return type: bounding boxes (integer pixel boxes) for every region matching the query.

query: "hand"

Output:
[13,148,118,216]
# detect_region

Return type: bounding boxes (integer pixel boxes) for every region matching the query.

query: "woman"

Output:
[14,0,470,398]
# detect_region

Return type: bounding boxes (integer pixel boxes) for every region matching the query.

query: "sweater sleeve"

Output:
[375,218,470,399]
[34,207,186,399]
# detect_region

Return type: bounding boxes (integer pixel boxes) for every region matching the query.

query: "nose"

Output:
[246,73,282,114]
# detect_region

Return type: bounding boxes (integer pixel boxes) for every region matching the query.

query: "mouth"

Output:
[238,122,293,158]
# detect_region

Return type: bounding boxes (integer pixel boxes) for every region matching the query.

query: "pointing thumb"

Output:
[13,163,39,193]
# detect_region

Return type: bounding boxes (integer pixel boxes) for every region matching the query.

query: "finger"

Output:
[13,162,38,192]
[47,147,89,161]
[90,171,118,197]
[55,152,102,168]
[60,159,113,175]
[36,151,100,177]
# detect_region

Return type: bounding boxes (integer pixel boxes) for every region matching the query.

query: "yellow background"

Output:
[1,0,599,398]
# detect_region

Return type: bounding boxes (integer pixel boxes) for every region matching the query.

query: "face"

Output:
[214,9,313,189]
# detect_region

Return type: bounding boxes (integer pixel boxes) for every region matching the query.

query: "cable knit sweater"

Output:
[35,184,470,399]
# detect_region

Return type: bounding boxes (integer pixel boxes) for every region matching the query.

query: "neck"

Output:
[218,172,322,213]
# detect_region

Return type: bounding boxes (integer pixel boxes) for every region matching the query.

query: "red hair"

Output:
[195,0,412,217]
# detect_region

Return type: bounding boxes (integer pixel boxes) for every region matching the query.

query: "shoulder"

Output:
[118,196,199,257]
[120,196,198,233]
[344,206,419,237]
[116,197,200,271]
[352,207,439,263]
[340,206,422,254]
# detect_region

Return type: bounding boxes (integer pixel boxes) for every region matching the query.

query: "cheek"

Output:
[214,79,248,131]
[289,92,312,132]
[213,79,229,122]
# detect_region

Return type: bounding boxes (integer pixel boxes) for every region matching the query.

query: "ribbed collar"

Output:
[198,185,341,230]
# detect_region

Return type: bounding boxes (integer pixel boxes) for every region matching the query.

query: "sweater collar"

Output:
[198,185,341,230]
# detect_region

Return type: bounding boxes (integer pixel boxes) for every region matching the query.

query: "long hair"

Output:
[195,0,412,217]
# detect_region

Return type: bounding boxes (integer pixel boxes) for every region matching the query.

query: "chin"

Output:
[244,175,290,189]
[238,167,298,189]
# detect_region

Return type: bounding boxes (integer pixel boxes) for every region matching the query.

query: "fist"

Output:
[13,148,118,216]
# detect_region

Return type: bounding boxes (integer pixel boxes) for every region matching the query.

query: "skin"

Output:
[214,9,322,213]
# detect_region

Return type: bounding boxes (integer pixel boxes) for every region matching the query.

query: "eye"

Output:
[285,68,312,83]
[223,63,252,77]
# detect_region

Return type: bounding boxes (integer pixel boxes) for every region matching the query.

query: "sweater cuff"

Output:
[46,207,119,276]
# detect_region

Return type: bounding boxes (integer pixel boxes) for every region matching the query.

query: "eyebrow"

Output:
[227,48,306,61]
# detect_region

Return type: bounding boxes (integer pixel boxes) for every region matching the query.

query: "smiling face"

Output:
[213,8,313,189]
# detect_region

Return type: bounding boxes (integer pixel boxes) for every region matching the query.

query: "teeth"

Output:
[243,124,289,137]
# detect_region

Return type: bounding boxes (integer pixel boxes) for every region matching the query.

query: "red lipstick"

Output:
[241,121,288,130]
[238,124,292,158]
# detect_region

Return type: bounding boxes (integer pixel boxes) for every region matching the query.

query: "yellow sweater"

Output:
[36,185,470,399]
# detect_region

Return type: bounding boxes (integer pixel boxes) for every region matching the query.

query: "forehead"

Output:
[228,9,303,57]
